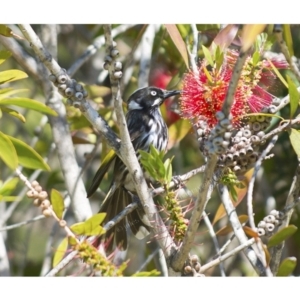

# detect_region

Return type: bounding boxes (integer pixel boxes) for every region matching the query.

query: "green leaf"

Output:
[286,76,299,119]
[267,225,298,248]
[51,189,65,220]
[0,97,58,116]
[6,135,51,171]
[0,177,19,196]
[168,119,192,149]
[252,51,261,66]
[0,88,28,100]
[289,129,300,158]
[0,131,18,169]
[0,195,18,202]
[71,213,106,236]
[283,24,294,57]
[1,106,26,122]
[52,237,69,267]
[266,58,288,88]
[0,70,28,84]
[0,25,13,37]
[164,24,189,68]
[0,50,11,65]
[202,45,214,66]
[276,257,297,276]
[164,158,173,184]
[70,222,85,235]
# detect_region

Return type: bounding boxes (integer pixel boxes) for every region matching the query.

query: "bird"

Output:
[87,86,181,251]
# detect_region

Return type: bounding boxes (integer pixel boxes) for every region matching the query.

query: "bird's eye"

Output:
[150,91,157,96]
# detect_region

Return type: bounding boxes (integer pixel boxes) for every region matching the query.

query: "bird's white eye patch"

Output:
[150,91,157,96]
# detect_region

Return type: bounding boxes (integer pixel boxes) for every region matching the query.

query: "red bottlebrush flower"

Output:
[180,48,287,130]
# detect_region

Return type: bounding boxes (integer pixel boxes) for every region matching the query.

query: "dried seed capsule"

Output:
[221,140,229,148]
[65,87,75,97]
[59,220,67,227]
[114,71,123,79]
[250,135,260,144]
[41,199,51,209]
[224,132,232,140]
[58,83,67,91]
[268,105,277,114]
[220,119,230,128]
[216,111,225,120]
[75,92,83,100]
[75,83,83,92]
[184,265,192,274]
[191,254,199,264]
[256,131,265,138]
[246,147,253,154]
[194,263,201,272]
[212,137,223,146]
[239,149,246,157]
[43,209,52,217]
[103,62,110,70]
[248,152,258,163]
[266,223,275,232]
[233,151,239,160]
[256,115,265,122]
[257,228,265,236]
[258,220,267,228]
[49,74,57,83]
[104,55,113,62]
[264,215,276,223]
[38,191,48,201]
[82,89,88,98]
[252,122,261,132]
[243,129,252,138]
[33,198,42,207]
[110,49,119,57]
[269,210,279,218]
[233,165,241,172]
[235,130,243,138]
[232,136,241,144]
[114,61,122,70]
[240,158,248,166]
[57,74,67,84]
[236,141,246,150]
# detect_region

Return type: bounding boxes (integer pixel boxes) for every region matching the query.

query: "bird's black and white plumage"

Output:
[87,86,180,251]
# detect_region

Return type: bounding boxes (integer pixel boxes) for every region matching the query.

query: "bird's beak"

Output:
[163,90,181,99]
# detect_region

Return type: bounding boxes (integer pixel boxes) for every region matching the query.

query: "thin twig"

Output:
[202,211,226,276]
[247,135,278,230]
[200,238,256,274]
[269,158,300,274]
[68,24,134,76]
[0,215,45,231]
[219,184,272,276]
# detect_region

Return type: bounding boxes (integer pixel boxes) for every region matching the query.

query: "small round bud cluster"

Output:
[26,181,52,217]
[103,43,123,80]
[48,69,88,104]
[182,254,204,277]
[195,106,273,176]
[256,209,284,237]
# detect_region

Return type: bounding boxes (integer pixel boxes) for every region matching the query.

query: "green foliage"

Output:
[70,213,106,236]
[286,75,299,119]
[0,178,19,202]
[276,257,297,276]
[139,144,173,186]
[53,237,69,268]
[268,225,298,248]
[133,269,161,276]
[6,135,51,171]
[289,129,300,158]
[0,131,18,169]
[220,169,245,202]
[51,189,65,220]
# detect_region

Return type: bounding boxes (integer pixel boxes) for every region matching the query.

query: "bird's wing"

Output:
[86,149,117,197]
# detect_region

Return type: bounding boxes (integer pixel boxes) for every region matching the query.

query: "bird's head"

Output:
[127,86,181,111]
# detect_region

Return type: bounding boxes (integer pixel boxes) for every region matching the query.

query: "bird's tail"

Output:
[97,186,150,252]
